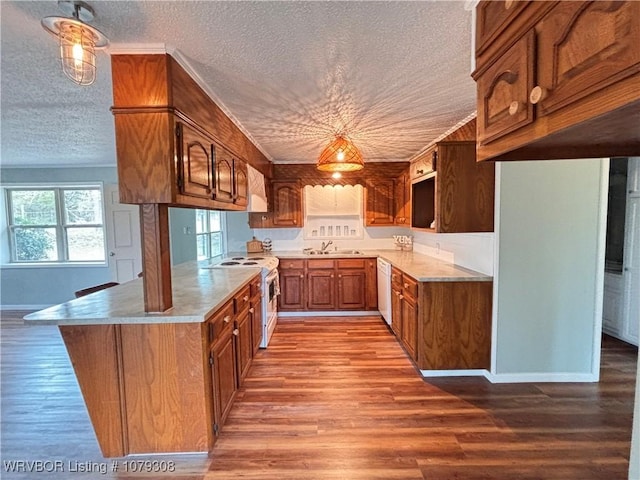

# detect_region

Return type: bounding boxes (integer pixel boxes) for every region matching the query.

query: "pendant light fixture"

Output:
[317,135,365,173]
[41,1,109,86]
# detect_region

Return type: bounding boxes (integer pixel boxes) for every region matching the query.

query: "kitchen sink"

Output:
[305,249,363,255]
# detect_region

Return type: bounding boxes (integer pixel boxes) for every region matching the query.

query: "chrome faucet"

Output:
[321,240,333,252]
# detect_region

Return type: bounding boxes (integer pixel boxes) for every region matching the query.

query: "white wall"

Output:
[169,207,197,265]
[492,159,606,381]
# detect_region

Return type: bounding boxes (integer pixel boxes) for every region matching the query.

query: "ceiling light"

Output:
[317,135,364,173]
[41,1,109,86]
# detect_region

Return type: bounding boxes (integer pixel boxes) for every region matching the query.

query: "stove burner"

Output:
[243,261,258,265]
[231,257,245,261]
[251,257,264,260]
[221,261,241,266]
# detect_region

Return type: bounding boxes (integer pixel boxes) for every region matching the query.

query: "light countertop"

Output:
[273,249,492,282]
[23,261,260,326]
[24,249,490,326]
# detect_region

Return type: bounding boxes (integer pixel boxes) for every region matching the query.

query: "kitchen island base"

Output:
[60,322,211,457]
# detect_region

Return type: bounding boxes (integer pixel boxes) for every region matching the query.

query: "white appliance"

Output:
[377,257,392,325]
[205,255,279,347]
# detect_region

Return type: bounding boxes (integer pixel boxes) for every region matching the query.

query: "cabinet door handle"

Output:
[529,86,546,105]
[508,101,520,116]
[233,329,239,336]
[223,315,231,324]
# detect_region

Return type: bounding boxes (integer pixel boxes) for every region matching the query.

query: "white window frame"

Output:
[3,183,107,266]
[195,210,225,261]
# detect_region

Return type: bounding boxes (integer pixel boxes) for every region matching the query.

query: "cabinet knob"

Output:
[249,307,255,313]
[399,294,404,300]
[403,282,409,289]
[504,0,515,9]
[233,329,239,336]
[243,295,249,302]
[300,274,304,278]
[529,86,546,105]
[508,101,520,116]
[330,274,334,278]
[224,315,231,324]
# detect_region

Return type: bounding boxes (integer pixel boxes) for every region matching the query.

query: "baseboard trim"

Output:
[485,371,599,383]
[420,369,489,378]
[278,311,379,318]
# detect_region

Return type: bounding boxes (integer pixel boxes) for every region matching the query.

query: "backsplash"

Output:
[228,212,494,275]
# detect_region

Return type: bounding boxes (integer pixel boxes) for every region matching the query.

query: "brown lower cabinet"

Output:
[390,266,492,371]
[58,273,262,457]
[278,257,378,312]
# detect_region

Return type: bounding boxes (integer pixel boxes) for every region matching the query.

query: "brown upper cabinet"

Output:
[410,119,495,233]
[111,53,269,209]
[248,180,302,228]
[365,173,411,227]
[473,0,640,162]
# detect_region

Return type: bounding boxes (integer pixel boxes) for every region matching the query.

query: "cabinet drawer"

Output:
[307,259,335,269]
[280,259,305,270]
[402,274,419,301]
[250,274,262,297]
[234,284,251,313]
[208,300,234,344]
[336,259,365,269]
[391,267,403,288]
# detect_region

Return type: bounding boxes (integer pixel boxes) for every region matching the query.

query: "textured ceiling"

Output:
[1,1,477,168]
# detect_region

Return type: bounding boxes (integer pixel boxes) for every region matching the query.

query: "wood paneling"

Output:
[2,313,637,478]
[119,323,209,454]
[114,112,175,205]
[58,325,127,457]
[272,162,409,186]
[420,282,493,370]
[437,142,495,233]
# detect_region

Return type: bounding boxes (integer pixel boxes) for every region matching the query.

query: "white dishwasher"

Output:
[377,257,392,325]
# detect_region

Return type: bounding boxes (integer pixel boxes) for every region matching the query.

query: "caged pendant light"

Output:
[41,1,109,86]
[317,135,365,173]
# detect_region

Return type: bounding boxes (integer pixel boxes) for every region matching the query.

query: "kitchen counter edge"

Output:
[273,250,492,282]
[23,261,261,326]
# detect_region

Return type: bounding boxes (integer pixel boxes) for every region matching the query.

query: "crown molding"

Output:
[169,49,274,163]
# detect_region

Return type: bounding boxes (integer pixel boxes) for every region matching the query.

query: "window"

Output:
[5,185,105,263]
[196,210,224,260]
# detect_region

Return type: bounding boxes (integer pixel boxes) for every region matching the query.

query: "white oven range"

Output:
[205,255,279,348]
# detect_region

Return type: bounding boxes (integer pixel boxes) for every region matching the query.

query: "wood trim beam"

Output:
[140,204,172,312]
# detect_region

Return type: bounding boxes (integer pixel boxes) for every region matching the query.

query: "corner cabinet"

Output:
[365,173,411,227]
[249,181,303,228]
[473,0,640,162]
[389,266,493,371]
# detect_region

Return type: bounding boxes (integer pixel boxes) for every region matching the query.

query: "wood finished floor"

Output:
[0,312,637,480]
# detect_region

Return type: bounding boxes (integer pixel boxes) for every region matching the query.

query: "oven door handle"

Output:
[266,270,280,296]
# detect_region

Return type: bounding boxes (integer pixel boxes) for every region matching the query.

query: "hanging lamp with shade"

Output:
[317,135,365,173]
[41,1,109,86]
